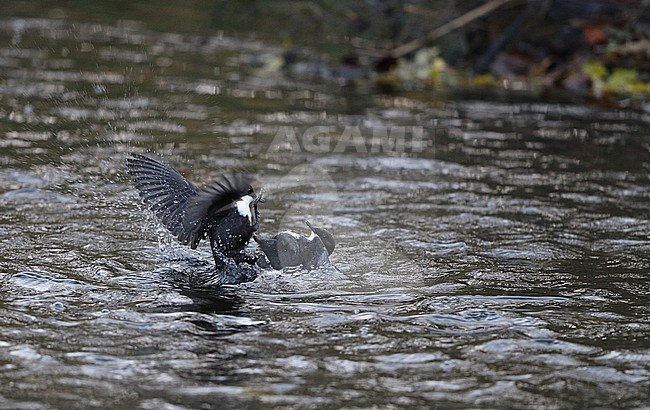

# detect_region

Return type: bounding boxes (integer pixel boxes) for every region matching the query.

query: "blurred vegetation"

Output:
[5,0,650,109]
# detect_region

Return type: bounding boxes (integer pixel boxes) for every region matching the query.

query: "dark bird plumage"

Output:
[125,153,261,278]
[254,221,335,270]
[305,221,335,255]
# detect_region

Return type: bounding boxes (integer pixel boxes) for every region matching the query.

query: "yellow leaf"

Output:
[582,62,607,81]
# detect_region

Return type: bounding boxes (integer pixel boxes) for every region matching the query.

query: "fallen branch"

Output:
[389,0,518,59]
[474,1,540,73]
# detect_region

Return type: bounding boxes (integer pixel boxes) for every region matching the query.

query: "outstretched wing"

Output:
[125,153,255,249]
[183,173,254,248]
[125,153,198,246]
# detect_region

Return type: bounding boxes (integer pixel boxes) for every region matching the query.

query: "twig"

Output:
[474,1,538,73]
[389,0,517,59]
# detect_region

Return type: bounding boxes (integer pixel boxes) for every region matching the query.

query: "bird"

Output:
[254,221,335,270]
[125,153,263,281]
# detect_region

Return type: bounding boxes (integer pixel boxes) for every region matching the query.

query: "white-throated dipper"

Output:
[125,153,262,283]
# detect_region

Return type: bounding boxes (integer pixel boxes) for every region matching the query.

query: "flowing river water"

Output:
[0,13,649,409]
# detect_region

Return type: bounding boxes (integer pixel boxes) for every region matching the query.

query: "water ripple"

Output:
[0,12,648,410]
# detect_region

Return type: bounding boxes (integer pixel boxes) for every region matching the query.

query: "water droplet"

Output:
[51,301,65,312]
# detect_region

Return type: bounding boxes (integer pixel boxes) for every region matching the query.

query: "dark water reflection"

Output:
[0,14,649,409]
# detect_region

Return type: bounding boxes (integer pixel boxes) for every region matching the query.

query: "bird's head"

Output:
[305,221,335,255]
[235,187,264,228]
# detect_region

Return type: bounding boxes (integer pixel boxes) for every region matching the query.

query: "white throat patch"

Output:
[235,195,255,225]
